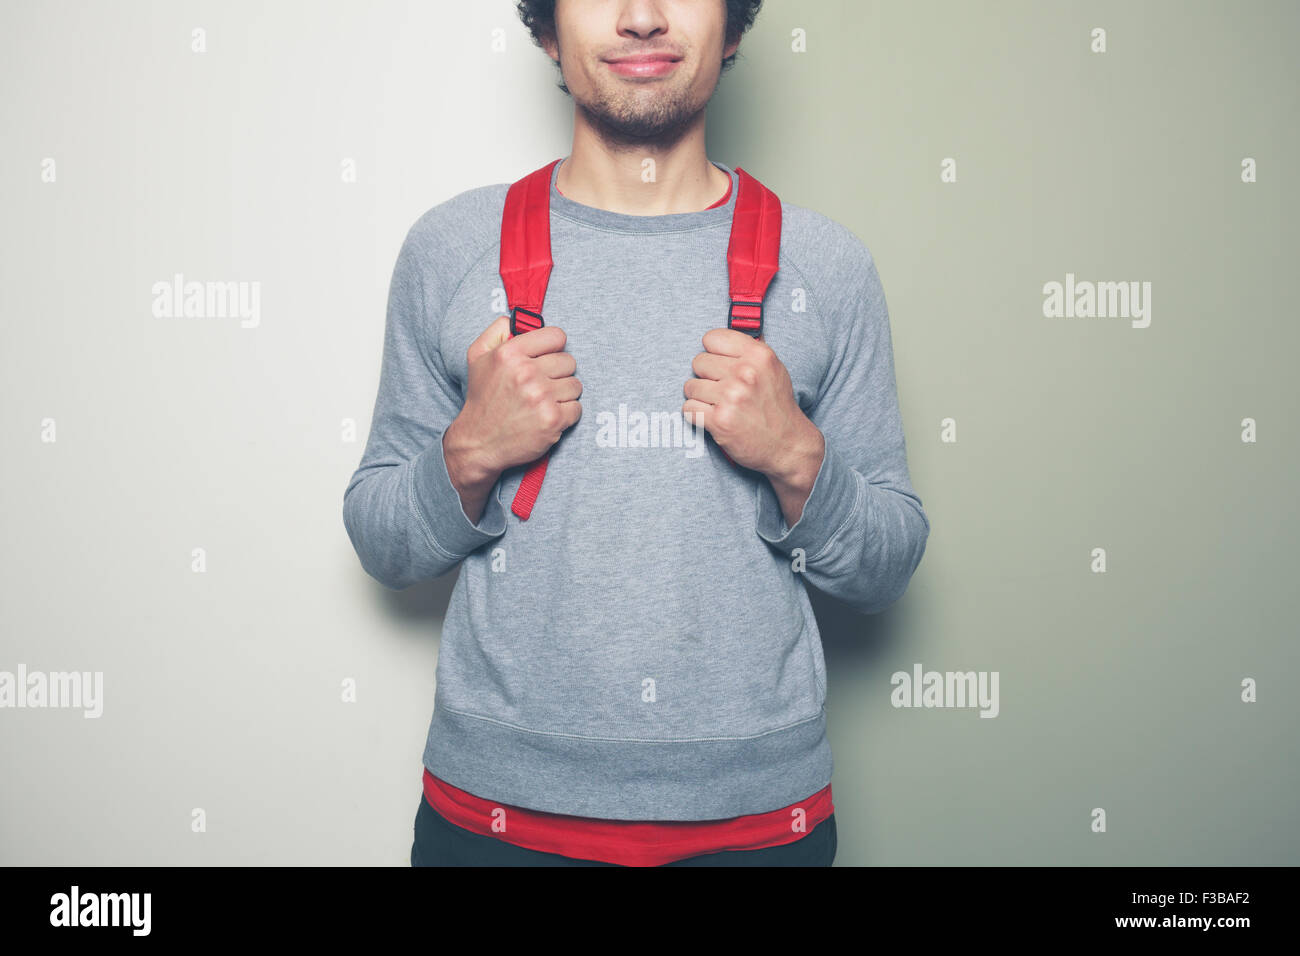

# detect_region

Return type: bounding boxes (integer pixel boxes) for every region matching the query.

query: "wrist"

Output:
[767,417,824,490]
[443,414,499,492]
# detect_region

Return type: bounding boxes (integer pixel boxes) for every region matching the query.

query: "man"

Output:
[343,0,930,867]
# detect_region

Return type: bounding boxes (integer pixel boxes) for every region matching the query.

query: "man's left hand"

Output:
[682,328,821,479]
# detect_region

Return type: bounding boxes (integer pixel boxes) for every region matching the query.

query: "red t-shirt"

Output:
[420,170,829,867]
[423,769,833,867]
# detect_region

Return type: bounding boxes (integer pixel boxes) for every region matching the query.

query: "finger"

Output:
[533,350,578,379]
[683,376,725,405]
[681,399,711,430]
[505,324,568,358]
[555,398,583,429]
[702,326,752,357]
[690,351,735,381]
[548,375,583,402]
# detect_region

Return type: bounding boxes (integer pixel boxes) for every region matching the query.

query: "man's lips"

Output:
[605,54,682,77]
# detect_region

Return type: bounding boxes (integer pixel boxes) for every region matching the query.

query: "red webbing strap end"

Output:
[511,456,549,520]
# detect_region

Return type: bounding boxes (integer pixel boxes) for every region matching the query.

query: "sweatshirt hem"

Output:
[421,699,833,821]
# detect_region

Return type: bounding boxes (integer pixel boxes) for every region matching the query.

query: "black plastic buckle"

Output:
[510,306,544,336]
[728,300,763,337]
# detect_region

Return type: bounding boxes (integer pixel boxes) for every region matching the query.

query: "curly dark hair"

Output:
[515,0,764,92]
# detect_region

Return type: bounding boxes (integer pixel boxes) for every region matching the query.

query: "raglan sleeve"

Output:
[342,218,508,590]
[753,238,930,615]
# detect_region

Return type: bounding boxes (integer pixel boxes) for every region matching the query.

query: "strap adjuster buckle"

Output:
[510,306,545,336]
[728,300,763,337]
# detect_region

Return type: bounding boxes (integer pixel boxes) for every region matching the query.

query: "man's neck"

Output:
[554,138,732,216]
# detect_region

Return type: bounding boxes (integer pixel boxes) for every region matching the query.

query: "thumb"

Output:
[468,315,512,364]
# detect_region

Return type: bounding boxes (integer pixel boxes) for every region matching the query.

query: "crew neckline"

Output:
[546,155,739,234]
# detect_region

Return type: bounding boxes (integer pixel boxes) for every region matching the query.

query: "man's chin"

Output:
[577,97,701,146]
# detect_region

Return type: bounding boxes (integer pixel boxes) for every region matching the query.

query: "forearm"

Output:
[443,415,503,525]
[763,416,825,529]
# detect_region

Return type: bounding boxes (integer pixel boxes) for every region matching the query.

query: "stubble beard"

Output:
[574,71,715,151]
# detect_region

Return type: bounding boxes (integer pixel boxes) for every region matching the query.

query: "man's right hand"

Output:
[443,316,583,508]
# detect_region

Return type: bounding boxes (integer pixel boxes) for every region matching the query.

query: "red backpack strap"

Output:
[715,167,781,468]
[501,158,559,335]
[499,159,562,520]
[498,160,782,509]
[726,167,782,337]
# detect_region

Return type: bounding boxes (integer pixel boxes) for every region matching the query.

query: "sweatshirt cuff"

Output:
[754,436,862,561]
[409,432,507,560]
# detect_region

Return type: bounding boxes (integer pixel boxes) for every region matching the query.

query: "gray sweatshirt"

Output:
[343,158,930,820]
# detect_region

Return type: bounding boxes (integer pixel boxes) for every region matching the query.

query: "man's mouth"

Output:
[604,53,682,78]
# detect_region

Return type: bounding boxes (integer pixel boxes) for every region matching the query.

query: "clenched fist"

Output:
[682,326,825,527]
[682,327,808,474]
[443,316,582,522]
